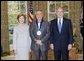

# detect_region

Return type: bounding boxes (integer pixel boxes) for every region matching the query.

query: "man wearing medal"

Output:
[29,10,50,60]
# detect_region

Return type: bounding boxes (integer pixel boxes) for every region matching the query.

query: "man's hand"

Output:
[50,44,54,50]
[36,40,42,45]
[12,49,16,55]
[68,44,72,50]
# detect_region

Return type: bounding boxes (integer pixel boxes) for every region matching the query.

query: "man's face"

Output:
[56,8,64,18]
[36,11,43,21]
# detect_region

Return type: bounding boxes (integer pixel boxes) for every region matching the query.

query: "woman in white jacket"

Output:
[13,14,31,60]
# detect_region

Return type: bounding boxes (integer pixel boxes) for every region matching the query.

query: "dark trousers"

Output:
[54,49,69,60]
[33,45,48,60]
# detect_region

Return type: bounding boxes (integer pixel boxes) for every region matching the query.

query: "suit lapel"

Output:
[40,20,44,31]
[61,18,65,33]
[55,19,59,33]
[56,18,65,33]
[35,21,38,31]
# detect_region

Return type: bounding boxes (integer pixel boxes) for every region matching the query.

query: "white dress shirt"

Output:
[38,22,41,30]
[57,18,63,26]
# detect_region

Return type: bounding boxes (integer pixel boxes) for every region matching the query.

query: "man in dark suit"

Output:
[50,7,73,60]
[29,10,50,60]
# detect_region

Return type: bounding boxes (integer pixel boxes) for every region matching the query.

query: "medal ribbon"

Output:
[36,20,43,30]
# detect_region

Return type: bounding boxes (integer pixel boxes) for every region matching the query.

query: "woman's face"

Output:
[19,16,25,24]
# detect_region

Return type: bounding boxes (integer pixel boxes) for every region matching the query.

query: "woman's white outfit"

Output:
[13,24,31,60]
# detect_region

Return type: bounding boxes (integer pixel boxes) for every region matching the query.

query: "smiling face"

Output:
[17,14,26,24]
[18,16,25,24]
[56,7,64,18]
[35,11,43,22]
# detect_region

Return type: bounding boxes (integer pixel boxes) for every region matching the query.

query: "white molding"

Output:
[47,1,70,21]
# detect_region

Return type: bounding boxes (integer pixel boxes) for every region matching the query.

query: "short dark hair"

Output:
[17,14,26,22]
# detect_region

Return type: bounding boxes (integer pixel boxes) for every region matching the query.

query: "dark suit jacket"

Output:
[50,17,73,50]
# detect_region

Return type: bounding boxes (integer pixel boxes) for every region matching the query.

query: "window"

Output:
[47,1,69,22]
[8,1,27,51]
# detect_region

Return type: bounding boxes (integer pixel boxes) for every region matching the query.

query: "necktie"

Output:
[58,19,62,33]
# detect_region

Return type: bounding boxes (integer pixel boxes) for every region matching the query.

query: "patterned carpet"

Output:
[1,49,83,60]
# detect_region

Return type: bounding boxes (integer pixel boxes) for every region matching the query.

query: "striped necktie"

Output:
[58,19,62,33]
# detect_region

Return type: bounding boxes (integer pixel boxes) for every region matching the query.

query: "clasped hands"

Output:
[35,39,42,45]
